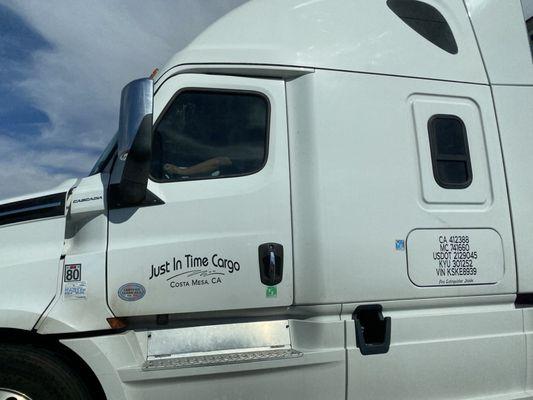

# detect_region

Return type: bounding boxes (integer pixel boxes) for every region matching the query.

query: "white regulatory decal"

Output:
[64,263,81,282]
[64,281,87,300]
[407,229,504,287]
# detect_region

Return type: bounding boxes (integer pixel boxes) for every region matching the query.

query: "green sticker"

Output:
[266,286,277,298]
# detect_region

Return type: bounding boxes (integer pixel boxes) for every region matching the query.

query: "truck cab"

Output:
[1,1,533,399]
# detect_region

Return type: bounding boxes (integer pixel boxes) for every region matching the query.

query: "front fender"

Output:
[0,309,50,331]
[0,192,69,332]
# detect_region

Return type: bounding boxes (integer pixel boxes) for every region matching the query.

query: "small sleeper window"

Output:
[428,115,472,189]
[387,0,458,54]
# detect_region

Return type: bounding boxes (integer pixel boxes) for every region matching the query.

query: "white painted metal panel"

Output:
[288,70,515,304]
[0,193,68,330]
[63,318,346,400]
[465,0,533,85]
[525,308,533,392]
[159,0,487,85]
[36,174,114,334]
[492,86,533,293]
[107,74,293,316]
[344,302,526,400]
[0,218,64,330]
[410,95,493,207]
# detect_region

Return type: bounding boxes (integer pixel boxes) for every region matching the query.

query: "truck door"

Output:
[106,74,293,317]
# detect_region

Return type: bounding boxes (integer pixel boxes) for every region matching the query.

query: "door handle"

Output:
[258,243,284,286]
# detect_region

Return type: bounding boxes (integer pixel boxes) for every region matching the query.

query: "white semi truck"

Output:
[2,0,533,398]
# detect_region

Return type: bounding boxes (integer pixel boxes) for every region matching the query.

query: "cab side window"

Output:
[428,115,472,189]
[151,90,269,182]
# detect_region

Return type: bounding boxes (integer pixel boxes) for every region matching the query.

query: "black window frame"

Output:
[428,114,473,189]
[150,88,271,184]
[526,16,533,60]
[89,132,118,176]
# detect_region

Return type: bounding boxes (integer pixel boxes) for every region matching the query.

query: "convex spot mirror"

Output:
[112,78,154,206]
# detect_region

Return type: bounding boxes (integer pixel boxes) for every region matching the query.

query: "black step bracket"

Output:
[515,293,533,309]
[352,304,391,356]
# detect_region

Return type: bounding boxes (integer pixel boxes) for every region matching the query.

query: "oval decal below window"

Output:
[118,283,146,301]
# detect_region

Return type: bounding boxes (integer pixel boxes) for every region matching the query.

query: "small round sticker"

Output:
[118,283,146,301]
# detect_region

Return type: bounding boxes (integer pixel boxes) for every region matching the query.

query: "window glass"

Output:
[433,118,466,156]
[522,0,533,59]
[387,0,458,54]
[428,115,472,189]
[151,90,269,182]
[89,132,117,176]
[436,161,469,186]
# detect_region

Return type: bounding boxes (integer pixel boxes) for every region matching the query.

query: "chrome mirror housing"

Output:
[111,78,154,207]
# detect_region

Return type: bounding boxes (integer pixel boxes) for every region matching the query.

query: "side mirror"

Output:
[111,78,153,206]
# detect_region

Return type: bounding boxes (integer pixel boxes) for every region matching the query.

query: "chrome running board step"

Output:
[143,320,301,371]
[143,348,303,371]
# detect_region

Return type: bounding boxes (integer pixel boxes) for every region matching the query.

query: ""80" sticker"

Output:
[64,264,82,282]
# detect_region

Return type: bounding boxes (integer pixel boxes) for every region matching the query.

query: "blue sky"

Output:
[0,0,245,199]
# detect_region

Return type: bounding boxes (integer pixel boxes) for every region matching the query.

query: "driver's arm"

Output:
[163,156,232,176]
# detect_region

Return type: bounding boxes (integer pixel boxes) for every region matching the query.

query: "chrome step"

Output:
[143,348,303,371]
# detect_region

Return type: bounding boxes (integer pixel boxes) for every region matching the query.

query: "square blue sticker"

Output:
[395,240,405,251]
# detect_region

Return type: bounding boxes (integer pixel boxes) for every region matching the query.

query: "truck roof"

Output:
[159,0,488,84]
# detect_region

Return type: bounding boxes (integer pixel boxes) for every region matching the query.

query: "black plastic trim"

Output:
[353,305,391,356]
[515,293,533,308]
[0,192,66,227]
[89,133,118,176]
[526,16,533,60]
[428,114,473,189]
[387,0,459,55]
[108,187,165,210]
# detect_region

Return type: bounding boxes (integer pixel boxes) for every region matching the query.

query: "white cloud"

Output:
[0,0,246,199]
[0,134,75,198]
